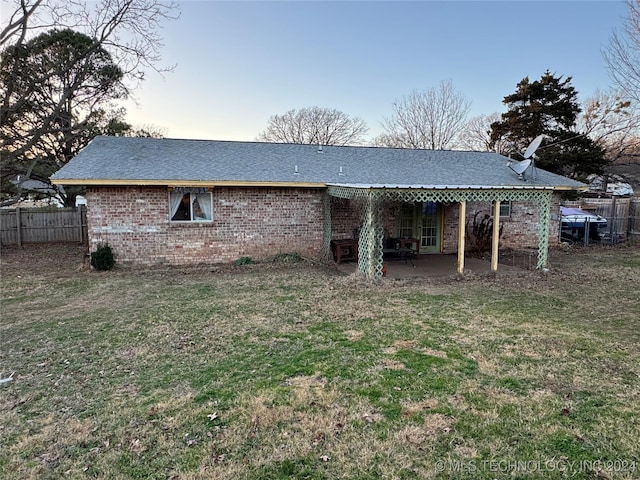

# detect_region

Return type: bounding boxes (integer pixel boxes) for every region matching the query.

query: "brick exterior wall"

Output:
[330,197,361,240]
[441,195,563,253]
[86,186,324,266]
[86,186,563,266]
[329,200,403,242]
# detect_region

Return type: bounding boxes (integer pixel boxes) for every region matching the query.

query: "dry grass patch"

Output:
[393,339,418,349]
[453,444,479,459]
[406,413,453,440]
[343,329,364,342]
[401,397,440,418]
[418,348,448,359]
[376,358,407,371]
[211,377,394,476]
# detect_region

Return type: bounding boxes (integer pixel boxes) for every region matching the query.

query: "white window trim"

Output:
[169,190,214,223]
[498,201,512,219]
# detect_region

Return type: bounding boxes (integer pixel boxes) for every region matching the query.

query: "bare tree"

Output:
[604,0,640,103]
[578,89,640,162]
[0,0,179,206]
[374,80,471,150]
[1,0,179,82]
[456,113,504,152]
[256,107,369,146]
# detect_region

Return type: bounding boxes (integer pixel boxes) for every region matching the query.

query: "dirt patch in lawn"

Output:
[0,243,89,276]
[2,243,639,297]
[0,243,335,278]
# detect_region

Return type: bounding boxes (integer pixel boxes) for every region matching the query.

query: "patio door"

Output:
[420,202,441,253]
[396,202,441,254]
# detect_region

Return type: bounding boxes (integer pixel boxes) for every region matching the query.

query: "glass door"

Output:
[397,204,416,239]
[420,202,441,253]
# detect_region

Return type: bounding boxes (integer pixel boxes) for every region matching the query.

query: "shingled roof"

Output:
[51,136,586,191]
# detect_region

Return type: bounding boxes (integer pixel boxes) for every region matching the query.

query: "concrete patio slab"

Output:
[334,254,526,279]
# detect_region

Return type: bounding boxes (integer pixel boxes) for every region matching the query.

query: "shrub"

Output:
[234,256,253,266]
[90,243,115,271]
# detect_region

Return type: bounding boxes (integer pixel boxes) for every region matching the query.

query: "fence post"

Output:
[82,206,88,244]
[627,199,632,239]
[77,207,83,243]
[609,196,617,245]
[584,217,590,246]
[16,207,22,246]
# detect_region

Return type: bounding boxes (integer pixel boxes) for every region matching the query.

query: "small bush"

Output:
[90,243,115,271]
[234,256,253,266]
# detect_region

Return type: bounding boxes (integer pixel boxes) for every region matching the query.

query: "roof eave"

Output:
[50,178,327,188]
[51,179,588,192]
[327,183,582,191]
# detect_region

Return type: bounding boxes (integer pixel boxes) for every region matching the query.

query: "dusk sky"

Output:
[4,0,629,142]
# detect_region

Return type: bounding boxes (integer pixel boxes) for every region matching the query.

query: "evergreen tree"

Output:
[490,70,608,178]
[0,0,178,207]
[1,29,126,206]
[1,28,164,207]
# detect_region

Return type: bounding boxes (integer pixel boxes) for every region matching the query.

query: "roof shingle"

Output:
[51,136,586,190]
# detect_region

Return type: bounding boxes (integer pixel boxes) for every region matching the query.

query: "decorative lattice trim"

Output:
[325,186,553,279]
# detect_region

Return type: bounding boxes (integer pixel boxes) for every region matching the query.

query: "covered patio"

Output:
[323,185,555,280]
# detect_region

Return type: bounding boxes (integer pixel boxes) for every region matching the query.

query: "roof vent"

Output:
[339,166,345,176]
[294,165,300,175]
[317,145,323,153]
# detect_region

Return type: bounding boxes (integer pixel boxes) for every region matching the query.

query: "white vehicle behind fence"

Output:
[560,206,608,244]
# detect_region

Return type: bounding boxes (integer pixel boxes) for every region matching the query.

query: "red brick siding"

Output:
[86,187,563,265]
[86,186,324,266]
[330,198,361,240]
[441,195,563,252]
[441,203,460,254]
[330,200,398,240]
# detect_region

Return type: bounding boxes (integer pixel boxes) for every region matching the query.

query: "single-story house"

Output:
[51,136,586,279]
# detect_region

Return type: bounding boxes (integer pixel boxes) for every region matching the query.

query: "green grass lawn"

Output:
[1,245,639,479]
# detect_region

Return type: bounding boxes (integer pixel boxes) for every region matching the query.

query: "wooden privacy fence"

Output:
[631,199,640,238]
[0,207,87,246]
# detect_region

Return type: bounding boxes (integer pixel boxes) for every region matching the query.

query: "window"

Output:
[169,189,213,222]
[422,201,438,216]
[498,201,512,218]
[421,202,439,249]
[398,204,415,238]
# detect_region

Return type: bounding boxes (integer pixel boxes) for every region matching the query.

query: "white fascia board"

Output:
[327,183,556,190]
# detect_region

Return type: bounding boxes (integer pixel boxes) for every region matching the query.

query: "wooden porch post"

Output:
[491,201,501,272]
[457,201,466,275]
